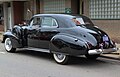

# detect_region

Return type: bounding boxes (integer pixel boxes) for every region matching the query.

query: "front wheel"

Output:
[53,53,70,65]
[4,38,16,53]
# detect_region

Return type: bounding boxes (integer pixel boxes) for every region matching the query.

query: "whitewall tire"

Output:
[53,53,70,65]
[4,38,16,52]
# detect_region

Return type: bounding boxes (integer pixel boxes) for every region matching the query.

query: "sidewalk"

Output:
[101,44,120,60]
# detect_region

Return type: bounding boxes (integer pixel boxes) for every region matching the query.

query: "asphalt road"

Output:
[0,43,120,77]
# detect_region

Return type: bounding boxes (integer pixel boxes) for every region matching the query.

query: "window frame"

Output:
[41,16,59,28]
[29,16,42,29]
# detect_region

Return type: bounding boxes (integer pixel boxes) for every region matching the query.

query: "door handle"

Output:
[75,39,78,42]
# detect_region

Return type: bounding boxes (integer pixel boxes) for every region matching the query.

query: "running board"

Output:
[21,47,50,53]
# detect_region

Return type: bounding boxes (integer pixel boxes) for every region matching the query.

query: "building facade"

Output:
[0,0,120,43]
[0,0,85,31]
[0,4,3,31]
[89,0,120,43]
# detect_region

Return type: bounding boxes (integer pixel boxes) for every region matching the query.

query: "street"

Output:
[0,43,120,77]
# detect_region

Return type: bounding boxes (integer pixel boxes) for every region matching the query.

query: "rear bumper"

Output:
[88,48,118,55]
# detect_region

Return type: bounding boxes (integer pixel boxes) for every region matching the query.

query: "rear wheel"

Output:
[4,38,16,53]
[85,54,100,60]
[53,53,70,65]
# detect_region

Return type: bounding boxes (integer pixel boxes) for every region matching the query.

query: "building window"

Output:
[43,0,65,13]
[90,0,120,19]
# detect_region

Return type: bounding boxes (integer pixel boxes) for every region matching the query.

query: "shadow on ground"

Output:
[14,49,108,66]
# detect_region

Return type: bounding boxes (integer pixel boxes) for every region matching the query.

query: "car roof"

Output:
[33,14,84,19]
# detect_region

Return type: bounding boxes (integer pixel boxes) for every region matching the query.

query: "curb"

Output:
[100,47,120,60]
[100,55,120,60]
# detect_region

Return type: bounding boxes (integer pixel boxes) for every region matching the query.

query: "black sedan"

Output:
[2,14,118,64]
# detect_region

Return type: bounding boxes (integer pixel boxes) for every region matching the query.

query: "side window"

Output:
[41,17,58,27]
[30,17,41,29]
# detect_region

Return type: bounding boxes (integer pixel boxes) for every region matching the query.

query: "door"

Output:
[37,17,59,49]
[27,16,42,47]
[28,16,59,49]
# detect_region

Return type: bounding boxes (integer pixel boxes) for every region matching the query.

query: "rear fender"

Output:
[50,34,88,55]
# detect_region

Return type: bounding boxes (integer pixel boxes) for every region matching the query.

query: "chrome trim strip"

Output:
[88,48,118,55]
[21,47,50,53]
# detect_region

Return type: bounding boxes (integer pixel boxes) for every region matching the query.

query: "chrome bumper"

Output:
[88,48,118,55]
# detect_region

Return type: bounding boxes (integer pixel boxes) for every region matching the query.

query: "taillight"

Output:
[111,40,116,47]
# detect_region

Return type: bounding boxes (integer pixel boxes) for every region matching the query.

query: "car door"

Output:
[27,16,42,48]
[37,16,59,49]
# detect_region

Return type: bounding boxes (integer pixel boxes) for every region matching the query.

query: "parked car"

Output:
[2,14,118,64]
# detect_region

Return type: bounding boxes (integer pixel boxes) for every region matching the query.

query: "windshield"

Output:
[72,16,94,27]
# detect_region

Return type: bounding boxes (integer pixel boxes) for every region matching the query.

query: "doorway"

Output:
[71,0,83,14]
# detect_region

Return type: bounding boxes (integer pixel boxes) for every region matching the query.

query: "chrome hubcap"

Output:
[5,38,12,51]
[56,54,65,60]
[53,53,66,63]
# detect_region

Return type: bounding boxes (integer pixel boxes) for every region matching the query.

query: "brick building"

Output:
[0,0,120,43]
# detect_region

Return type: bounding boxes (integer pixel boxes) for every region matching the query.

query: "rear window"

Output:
[72,16,94,26]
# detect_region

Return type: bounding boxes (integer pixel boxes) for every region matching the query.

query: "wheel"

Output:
[53,53,70,65]
[4,38,16,53]
[85,54,100,60]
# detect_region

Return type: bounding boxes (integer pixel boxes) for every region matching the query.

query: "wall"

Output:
[83,0,89,16]
[83,0,120,43]
[92,20,120,43]
[0,25,4,31]
[40,0,43,13]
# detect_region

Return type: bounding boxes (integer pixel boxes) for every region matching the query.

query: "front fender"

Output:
[50,34,88,55]
[2,31,22,48]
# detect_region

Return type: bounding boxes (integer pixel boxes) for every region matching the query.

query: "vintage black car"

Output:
[2,14,117,64]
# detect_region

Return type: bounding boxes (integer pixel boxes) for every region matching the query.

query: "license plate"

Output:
[103,35,109,41]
